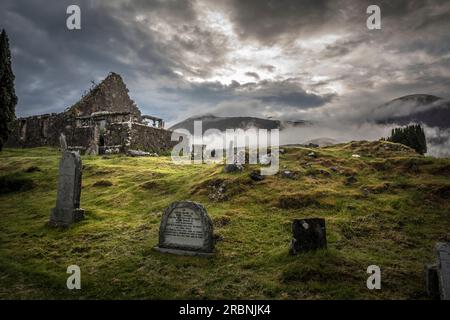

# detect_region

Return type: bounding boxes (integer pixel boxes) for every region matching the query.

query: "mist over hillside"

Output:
[169,115,310,133]
[171,94,450,157]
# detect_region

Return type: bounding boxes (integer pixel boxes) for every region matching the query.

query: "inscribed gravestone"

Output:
[49,151,84,227]
[155,201,214,255]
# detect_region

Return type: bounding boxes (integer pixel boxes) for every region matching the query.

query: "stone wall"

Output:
[5,72,174,154]
[103,122,131,152]
[6,113,67,148]
[66,72,141,119]
[5,113,96,151]
[129,123,176,153]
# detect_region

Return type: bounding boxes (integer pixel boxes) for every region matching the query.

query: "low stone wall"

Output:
[104,122,131,152]
[6,114,96,150]
[129,123,176,153]
[5,73,174,154]
[6,116,175,154]
[6,113,66,148]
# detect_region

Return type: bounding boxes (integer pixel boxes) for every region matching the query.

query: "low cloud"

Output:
[1,0,449,154]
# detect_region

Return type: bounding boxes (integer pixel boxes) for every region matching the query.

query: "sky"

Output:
[1,0,450,127]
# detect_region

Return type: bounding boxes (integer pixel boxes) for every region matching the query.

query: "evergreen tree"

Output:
[0,29,17,151]
[388,124,427,155]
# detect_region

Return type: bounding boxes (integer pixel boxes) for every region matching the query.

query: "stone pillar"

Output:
[49,151,85,227]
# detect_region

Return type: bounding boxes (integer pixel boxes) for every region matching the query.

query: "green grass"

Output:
[0,141,449,299]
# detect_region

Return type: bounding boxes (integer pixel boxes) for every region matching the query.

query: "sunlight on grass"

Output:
[1,142,449,299]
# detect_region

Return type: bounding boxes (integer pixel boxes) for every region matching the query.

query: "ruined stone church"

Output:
[6,72,174,154]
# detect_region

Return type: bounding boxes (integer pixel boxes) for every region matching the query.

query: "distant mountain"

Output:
[376,94,450,129]
[169,115,308,133]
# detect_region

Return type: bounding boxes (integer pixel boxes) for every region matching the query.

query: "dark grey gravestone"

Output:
[425,264,440,299]
[49,151,84,227]
[437,242,450,300]
[154,201,214,256]
[289,218,327,255]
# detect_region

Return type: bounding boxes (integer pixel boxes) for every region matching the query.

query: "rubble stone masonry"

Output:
[6,72,175,154]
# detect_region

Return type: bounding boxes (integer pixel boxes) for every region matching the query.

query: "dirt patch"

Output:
[141,181,159,189]
[214,216,231,227]
[428,164,450,176]
[0,174,35,194]
[92,180,113,187]
[363,183,391,194]
[193,177,251,202]
[425,185,450,200]
[24,166,41,173]
[278,193,320,209]
[371,161,391,172]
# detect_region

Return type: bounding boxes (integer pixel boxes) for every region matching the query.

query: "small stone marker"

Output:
[155,201,214,256]
[49,151,84,227]
[289,218,327,255]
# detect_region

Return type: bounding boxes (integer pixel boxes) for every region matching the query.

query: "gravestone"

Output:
[49,151,84,227]
[154,201,214,256]
[289,218,327,255]
[425,264,440,299]
[59,133,67,151]
[425,242,450,300]
[437,243,450,300]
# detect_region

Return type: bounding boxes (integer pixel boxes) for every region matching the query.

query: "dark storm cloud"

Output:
[161,78,333,112]
[0,0,449,128]
[0,0,229,117]
[219,0,338,44]
[221,0,450,44]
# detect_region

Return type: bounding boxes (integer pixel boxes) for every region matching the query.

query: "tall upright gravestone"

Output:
[155,201,214,256]
[49,134,85,227]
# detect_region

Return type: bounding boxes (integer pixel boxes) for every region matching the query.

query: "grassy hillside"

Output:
[1,141,449,299]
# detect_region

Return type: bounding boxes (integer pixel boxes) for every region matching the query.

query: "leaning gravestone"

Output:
[49,145,85,227]
[289,218,327,255]
[426,242,450,300]
[437,243,450,300]
[154,201,214,256]
[59,133,67,151]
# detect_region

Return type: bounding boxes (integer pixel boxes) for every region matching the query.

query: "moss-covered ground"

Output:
[1,141,449,299]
